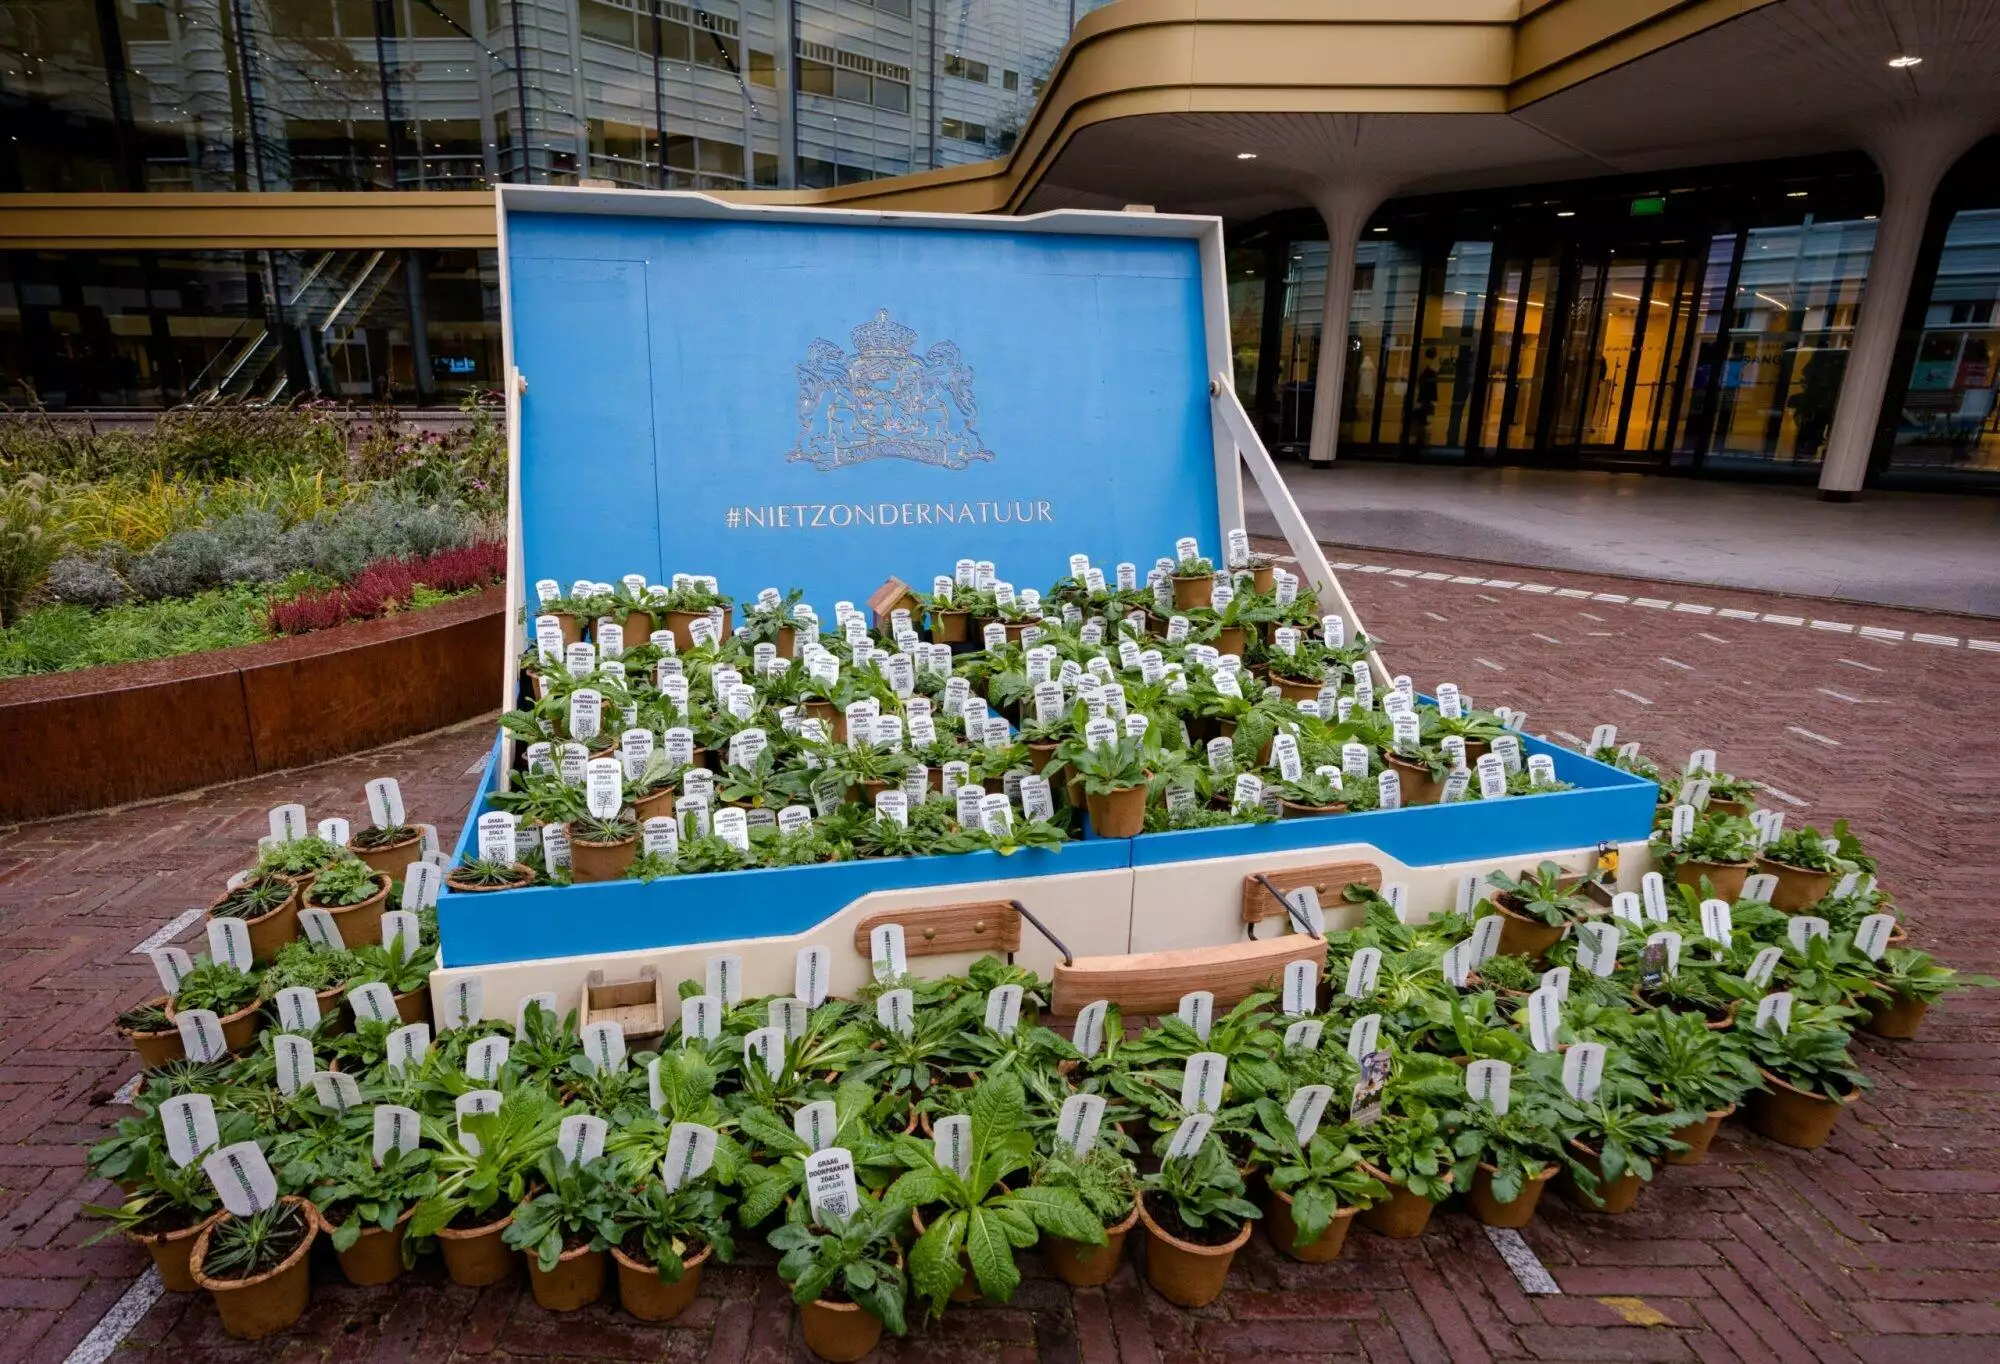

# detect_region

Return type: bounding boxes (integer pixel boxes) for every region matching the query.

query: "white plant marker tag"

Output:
[581,1020,627,1073]
[1832,870,1860,899]
[203,1141,279,1217]
[680,994,721,1043]
[175,1009,226,1062]
[1745,946,1784,987]
[1644,931,1682,978]
[1562,1043,1607,1102]
[1700,898,1733,947]
[744,1026,784,1078]
[1285,886,1326,935]
[1286,1084,1336,1146]
[150,946,193,995]
[788,946,832,1009]
[1755,991,1794,1034]
[206,917,251,973]
[662,1123,719,1191]
[1165,1111,1215,1162]
[1641,872,1669,922]
[476,811,519,865]
[1611,891,1643,925]
[348,981,396,1026]
[1579,922,1621,976]
[1441,941,1474,988]
[1542,964,1572,1000]
[315,1070,363,1114]
[274,986,321,1034]
[1345,948,1383,998]
[1590,724,1617,751]
[1741,872,1779,903]
[1686,748,1717,776]
[1788,916,1831,952]
[1470,914,1503,963]
[706,954,744,1007]
[875,988,914,1038]
[1282,959,1318,1016]
[516,992,559,1036]
[1346,1013,1382,1061]
[1476,754,1508,799]
[1376,769,1403,811]
[1670,804,1696,847]
[1178,991,1214,1041]
[465,1035,509,1083]
[381,909,422,961]
[1678,777,1712,811]
[558,1113,608,1168]
[161,1093,221,1167]
[583,757,622,821]
[761,996,805,1043]
[869,923,908,983]
[1071,999,1111,1059]
[268,803,307,843]
[1383,882,1412,922]
[1855,913,1897,961]
[1057,1092,1107,1156]
[400,862,440,913]
[1465,1059,1512,1115]
[1180,1052,1227,1113]
[271,1033,313,1096]
[1454,874,1480,919]
[791,1098,841,1153]
[932,1114,973,1179]
[318,816,352,846]
[983,985,1024,1036]
[365,777,406,828]
[385,1022,431,1074]
[1527,987,1563,1052]
[804,1147,861,1222]
[372,1104,422,1163]
[1285,1018,1324,1052]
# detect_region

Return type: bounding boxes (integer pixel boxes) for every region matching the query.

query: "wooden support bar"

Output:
[1241,859,1382,925]
[853,901,1022,959]
[1051,935,1323,1016]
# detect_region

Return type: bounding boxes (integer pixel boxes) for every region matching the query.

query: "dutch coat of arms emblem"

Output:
[787,310,995,472]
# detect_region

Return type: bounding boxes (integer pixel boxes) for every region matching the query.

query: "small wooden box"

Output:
[579,966,666,1040]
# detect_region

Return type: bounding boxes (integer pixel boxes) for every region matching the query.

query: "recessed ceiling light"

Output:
[1371,226,1388,233]
[1556,210,1575,218]
[1786,190,1808,198]
[1235,152,1257,160]
[1887,54,1922,68]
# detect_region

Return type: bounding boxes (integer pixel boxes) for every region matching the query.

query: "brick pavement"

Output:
[2,544,1995,1364]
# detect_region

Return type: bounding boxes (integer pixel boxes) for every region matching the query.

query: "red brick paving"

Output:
[2,544,1995,1363]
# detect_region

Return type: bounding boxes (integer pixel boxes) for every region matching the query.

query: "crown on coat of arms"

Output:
[850,309,919,356]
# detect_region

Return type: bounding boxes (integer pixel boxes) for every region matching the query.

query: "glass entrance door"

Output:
[1545,247,1702,465]
[1476,253,1556,454]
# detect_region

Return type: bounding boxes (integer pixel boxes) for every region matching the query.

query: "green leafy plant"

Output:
[412,1086,563,1235]
[196,1200,312,1280]
[734,1081,909,1226]
[350,822,420,851]
[208,873,295,921]
[447,856,531,888]
[1032,1142,1136,1229]
[1447,1079,1566,1203]
[1136,1131,1260,1241]
[1668,813,1758,866]
[610,1175,737,1280]
[1485,861,1592,927]
[1874,948,1999,1003]
[1349,1106,1455,1203]
[1062,735,1148,795]
[503,1150,623,1271]
[1612,1006,1759,1116]
[257,940,361,997]
[312,1145,436,1255]
[767,1199,910,1332]
[1548,1085,1688,1204]
[1761,827,1840,873]
[304,857,386,908]
[1248,1098,1386,1247]
[1742,1004,1870,1100]
[172,959,259,1016]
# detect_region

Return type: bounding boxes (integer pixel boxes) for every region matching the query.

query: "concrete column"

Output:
[1306,185,1388,466]
[1818,112,1992,497]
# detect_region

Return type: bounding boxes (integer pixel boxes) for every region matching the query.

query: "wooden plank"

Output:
[1052,936,1323,1016]
[853,901,1022,959]
[1240,859,1381,925]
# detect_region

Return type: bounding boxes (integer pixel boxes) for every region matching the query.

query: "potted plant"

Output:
[599,1171,731,1322]
[311,1145,436,1286]
[571,814,639,884]
[743,586,803,658]
[1550,1082,1688,1214]
[302,856,393,952]
[718,749,807,813]
[348,821,425,880]
[1700,769,1761,818]
[349,940,436,1027]
[1485,862,1594,960]
[627,750,686,822]
[206,873,300,964]
[733,1083,910,1228]
[1742,1003,1871,1149]
[167,958,264,1054]
[117,998,185,1069]
[1613,1007,1758,1164]
[1666,812,1758,900]
[768,1200,910,1363]
[1246,1099,1386,1262]
[1448,1082,1565,1228]
[1756,827,1842,911]
[445,854,537,894]
[1171,554,1215,610]
[1271,770,1348,819]
[188,1196,318,1340]
[660,578,733,646]
[1133,1129,1260,1307]
[827,740,912,808]
[258,941,362,1035]
[920,586,970,645]
[503,1149,623,1311]
[84,1139,240,1290]
[1862,949,1997,1039]
[1032,1140,1139,1287]
[255,834,346,885]
[1350,1107,1456,1238]
[413,1085,563,1285]
[1065,734,1150,838]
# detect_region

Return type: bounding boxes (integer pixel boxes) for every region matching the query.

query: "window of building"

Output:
[799,58,835,97]
[1888,207,2000,475]
[408,0,474,38]
[581,0,635,47]
[944,54,989,83]
[749,49,777,87]
[1002,69,1019,91]
[753,152,780,187]
[939,118,988,145]
[794,42,912,112]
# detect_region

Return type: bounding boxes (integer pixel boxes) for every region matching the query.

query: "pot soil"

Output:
[1465,1162,1557,1229]
[131,1211,220,1292]
[167,996,263,1055]
[1044,1202,1137,1288]
[1085,783,1148,838]
[1136,1192,1251,1307]
[349,830,425,882]
[189,1196,317,1341]
[210,885,300,964]
[632,786,676,823]
[1558,1139,1644,1214]
[1863,991,1928,1040]
[1384,753,1444,806]
[1756,855,1833,911]
[1279,798,1345,820]
[311,873,391,952]
[437,1211,515,1285]
[1665,1106,1736,1165]
[122,997,185,1069]
[1747,1071,1856,1149]
[800,1294,886,1363]
[1674,859,1751,901]
[930,609,969,644]
[1493,897,1567,960]
[1262,1186,1359,1263]
[570,834,637,884]
[611,1242,711,1322]
[317,1205,413,1286]
[1172,575,1213,611]
[525,1240,606,1312]
[1356,1163,1449,1239]
[445,862,538,894]
[394,986,431,1027]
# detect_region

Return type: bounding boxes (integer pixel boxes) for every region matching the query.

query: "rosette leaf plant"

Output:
[767,1200,910,1341]
[1246,1099,1387,1250]
[502,1149,623,1272]
[608,1174,736,1284]
[1742,1003,1871,1101]
[1608,1006,1759,1118]
[734,1080,911,1226]
[1446,1074,1567,1204]
[1548,1079,1688,1207]
[312,1145,437,1258]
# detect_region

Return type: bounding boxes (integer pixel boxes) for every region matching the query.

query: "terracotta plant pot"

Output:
[1268,669,1320,703]
[930,609,969,644]
[1213,625,1246,659]
[556,613,584,648]
[1384,753,1444,806]
[1674,860,1751,901]
[209,886,300,965]
[1709,798,1751,819]
[1357,1162,1449,1238]
[1028,741,1061,775]
[632,786,676,823]
[445,862,538,894]
[1494,898,1567,960]
[131,1212,220,1292]
[1044,1203,1136,1288]
[1262,1186,1359,1263]
[349,831,425,882]
[1136,1194,1252,1307]
[1465,1162,1557,1229]
[437,1212,515,1285]
[167,997,263,1055]
[1747,1071,1856,1150]
[1066,772,1086,810]
[621,608,653,643]
[1665,1106,1735,1165]
[394,986,431,1027]
[1863,991,1929,1040]
[310,874,391,952]
[314,983,350,1037]
[318,1206,413,1286]
[611,1243,710,1322]
[1558,1139,1644,1214]
[799,1294,886,1363]
[1085,783,1148,838]
[1756,855,1833,911]
[1278,798,1345,820]
[1172,575,1213,610]
[570,835,636,884]
[661,608,715,647]
[189,1197,317,1341]
[525,1242,606,1312]
[1003,619,1039,645]
[1252,565,1276,594]
[121,997,185,1069]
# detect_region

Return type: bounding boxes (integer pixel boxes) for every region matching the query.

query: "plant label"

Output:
[928,1113,974,1179]
[641,816,679,860]
[347,981,395,1026]
[386,1022,431,1074]
[1527,987,1562,1052]
[317,1070,364,1115]
[565,642,597,679]
[1346,1012,1382,1060]
[1271,733,1303,781]
[272,986,322,1034]
[1489,734,1523,777]
[661,1122,720,1192]
[705,806,745,851]
[791,1098,841,1154]
[781,946,831,1011]
[805,1147,862,1222]
[1476,754,1508,799]
[1344,947,1383,998]
[1470,914,1503,963]
[875,988,914,1037]
[1751,809,1784,846]
[515,993,560,1037]
[1855,913,1896,961]
[465,1035,508,1083]
[613,729,656,784]
[1071,999,1110,1058]
[1699,898,1733,947]
[204,1141,279,1217]
[1282,1084,1335,1147]
[1558,1043,1606,1103]
[743,1026,784,1079]
[1788,916,1830,952]
[1585,723,1617,753]
[1465,1059,1512,1114]
[1214,670,1242,699]
[161,1093,221,1167]
[362,777,407,830]
[1677,776,1712,810]
[1741,872,1779,903]
[1180,1051,1227,1114]
[1755,990,1794,1034]
[1669,803,1696,848]
[1165,1111,1214,1163]
[982,984,1025,1036]
[1542,964,1572,1000]
[534,614,564,660]
[581,1020,627,1073]
[265,1033,313,1097]
[264,803,307,845]
[1082,713,1119,752]
[1178,991,1215,1041]
[476,811,519,865]
[980,793,1014,836]
[317,815,352,847]
[149,946,193,994]
[1610,891,1643,925]
[1745,946,1784,988]
[1282,959,1319,1016]
[173,1007,226,1062]
[1832,870,1860,899]
[1441,940,1475,988]
[557,744,590,788]
[1454,874,1480,918]
[1384,881,1413,922]
[1387,710,1421,753]
[1684,747,1717,777]
[1207,737,1236,776]
[703,953,744,1007]
[1232,773,1264,812]
[1641,872,1669,922]
[566,689,603,744]
[382,908,423,960]
[558,1113,608,1169]
[1018,775,1055,823]
[954,786,986,826]
[371,1103,422,1164]
[680,993,721,1044]
[1039,1091,1109,1165]
[1577,922,1621,976]
[1285,1019,1324,1053]
[1526,754,1558,788]
[1123,711,1149,743]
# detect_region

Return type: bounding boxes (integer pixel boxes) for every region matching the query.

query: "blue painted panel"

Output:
[504,209,1219,609]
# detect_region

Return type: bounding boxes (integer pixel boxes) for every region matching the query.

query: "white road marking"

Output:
[1672,603,1715,615]
[1761,786,1809,808]
[1593,593,1631,604]
[1633,598,1672,609]
[1787,726,1841,747]
[1359,565,1391,574]
[1578,611,1607,622]
[1698,632,1731,644]
[1485,579,1521,589]
[1763,614,1805,626]
[1389,568,1421,578]
[1477,594,1502,603]
[1531,632,1562,645]
[1913,633,1961,646]
[1556,588,1592,599]
[62,1268,163,1364]
[1587,630,1615,636]
[1972,639,2000,652]
[133,907,205,956]
[1838,657,1884,673]
[1424,611,1449,623]
[1816,688,1874,704]
[1810,620,1855,633]
[1519,583,1556,594]
[1450,575,1487,584]
[1418,571,1453,581]
[1659,657,1695,671]
[1484,1226,1561,1296]
[1475,658,1506,671]
[1614,689,1654,706]
[1860,626,1905,640]
[1716,608,1759,620]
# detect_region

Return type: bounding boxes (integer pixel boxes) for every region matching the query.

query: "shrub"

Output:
[265,539,504,637]
[45,554,128,609]
[0,474,68,626]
